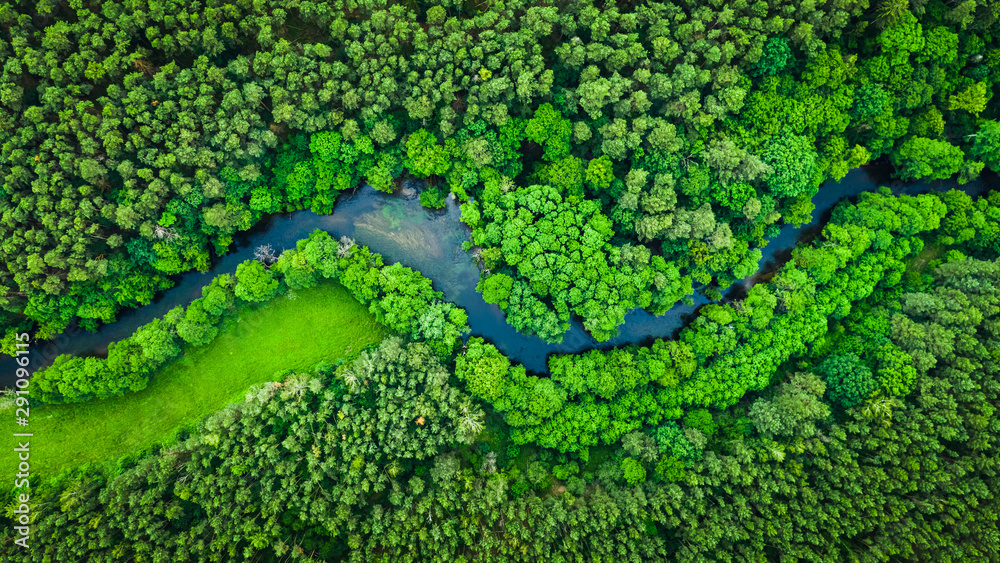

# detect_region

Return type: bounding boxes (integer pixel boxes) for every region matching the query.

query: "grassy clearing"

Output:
[5,280,389,481]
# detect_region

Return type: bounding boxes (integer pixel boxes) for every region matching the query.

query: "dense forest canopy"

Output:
[1,0,998,344]
[2,0,1000,561]
[7,239,1000,560]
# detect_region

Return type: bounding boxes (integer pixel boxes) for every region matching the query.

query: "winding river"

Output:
[2,166,995,386]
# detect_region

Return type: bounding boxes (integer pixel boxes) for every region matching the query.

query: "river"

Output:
[1,166,994,385]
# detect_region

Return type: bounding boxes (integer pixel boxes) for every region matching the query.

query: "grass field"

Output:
[4,280,389,481]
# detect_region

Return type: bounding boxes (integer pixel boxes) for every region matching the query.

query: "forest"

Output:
[1,0,999,561]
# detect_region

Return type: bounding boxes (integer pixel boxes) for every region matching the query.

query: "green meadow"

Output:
[5,280,389,480]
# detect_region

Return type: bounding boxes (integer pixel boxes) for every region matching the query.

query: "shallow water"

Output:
[2,167,995,385]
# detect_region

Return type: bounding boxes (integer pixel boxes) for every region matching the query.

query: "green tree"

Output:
[891,137,964,181]
[585,155,615,192]
[131,318,181,366]
[760,132,819,198]
[404,129,449,178]
[524,103,572,161]
[749,371,831,437]
[654,422,701,462]
[174,300,219,346]
[815,354,878,407]
[620,458,646,486]
[970,120,1000,173]
[752,37,792,77]
[948,82,990,116]
[234,260,280,302]
[850,83,890,119]
[456,338,510,402]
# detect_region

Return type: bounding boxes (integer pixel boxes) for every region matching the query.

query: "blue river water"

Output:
[1,166,994,385]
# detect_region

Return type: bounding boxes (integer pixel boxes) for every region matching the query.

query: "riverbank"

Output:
[1,280,388,479]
